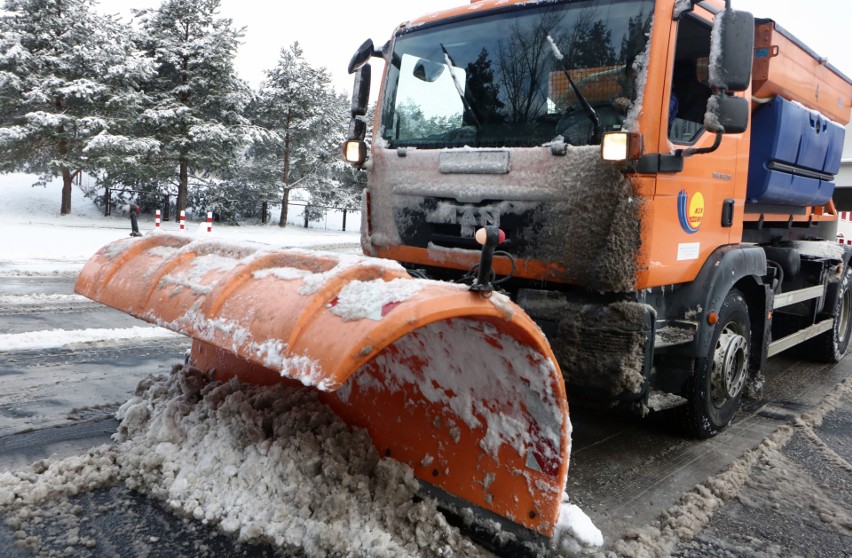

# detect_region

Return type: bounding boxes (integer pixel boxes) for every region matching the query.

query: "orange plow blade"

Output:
[75,234,571,539]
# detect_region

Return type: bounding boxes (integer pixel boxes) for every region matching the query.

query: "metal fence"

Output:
[283,201,360,232]
[99,185,359,232]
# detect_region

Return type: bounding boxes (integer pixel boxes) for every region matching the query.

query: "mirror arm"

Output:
[675,132,723,158]
[674,0,732,20]
[674,0,700,20]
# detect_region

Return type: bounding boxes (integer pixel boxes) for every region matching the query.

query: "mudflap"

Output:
[75,234,571,539]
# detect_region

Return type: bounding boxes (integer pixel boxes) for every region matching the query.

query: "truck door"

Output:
[650,9,745,284]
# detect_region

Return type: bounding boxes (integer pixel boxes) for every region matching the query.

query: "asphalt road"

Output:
[1,272,850,557]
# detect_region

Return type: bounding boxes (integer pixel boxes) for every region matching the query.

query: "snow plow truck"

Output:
[76,0,852,551]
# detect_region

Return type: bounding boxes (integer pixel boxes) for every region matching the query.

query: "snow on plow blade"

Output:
[75,234,571,539]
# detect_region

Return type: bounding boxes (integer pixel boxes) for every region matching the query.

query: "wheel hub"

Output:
[711,328,749,407]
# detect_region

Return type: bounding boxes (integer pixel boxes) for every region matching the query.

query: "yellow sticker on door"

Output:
[678,190,704,234]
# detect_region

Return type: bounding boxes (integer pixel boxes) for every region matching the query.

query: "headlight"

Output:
[343,140,367,165]
[601,132,643,162]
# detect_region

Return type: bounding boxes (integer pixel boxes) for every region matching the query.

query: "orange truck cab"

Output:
[345,0,852,438]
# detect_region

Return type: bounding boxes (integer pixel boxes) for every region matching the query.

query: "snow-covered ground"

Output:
[0,175,602,556]
[0,173,358,364]
[0,174,362,275]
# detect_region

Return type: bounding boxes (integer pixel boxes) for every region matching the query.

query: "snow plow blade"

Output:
[75,234,571,540]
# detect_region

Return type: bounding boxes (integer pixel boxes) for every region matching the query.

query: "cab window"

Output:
[668,15,713,144]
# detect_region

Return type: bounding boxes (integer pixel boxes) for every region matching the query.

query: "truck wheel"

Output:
[682,290,751,438]
[808,265,852,363]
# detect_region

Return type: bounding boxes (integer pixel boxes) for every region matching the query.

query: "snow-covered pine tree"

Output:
[304,91,367,222]
[253,42,342,227]
[0,0,155,214]
[133,0,251,215]
[186,143,275,224]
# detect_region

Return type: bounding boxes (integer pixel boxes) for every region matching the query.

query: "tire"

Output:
[681,290,751,438]
[808,265,852,363]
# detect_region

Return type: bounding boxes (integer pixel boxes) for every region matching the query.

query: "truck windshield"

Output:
[380,0,653,149]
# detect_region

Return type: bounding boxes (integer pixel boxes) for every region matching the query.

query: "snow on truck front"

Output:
[355,0,655,294]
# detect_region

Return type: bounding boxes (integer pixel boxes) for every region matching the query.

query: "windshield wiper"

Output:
[546,35,602,144]
[440,44,482,132]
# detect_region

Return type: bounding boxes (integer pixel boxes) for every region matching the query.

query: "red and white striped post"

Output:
[207,212,213,233]
[155,209,161,229]
[179,210,186,231]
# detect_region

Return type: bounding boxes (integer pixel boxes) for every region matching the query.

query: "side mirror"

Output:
[413,59,446,82]
[350,64,371,118]
[704,94,749,134]
[348,39,377,75]
[708,9,754,92]
[345,65,371,167]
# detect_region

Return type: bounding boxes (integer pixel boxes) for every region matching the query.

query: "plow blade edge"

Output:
[75,234,571,538]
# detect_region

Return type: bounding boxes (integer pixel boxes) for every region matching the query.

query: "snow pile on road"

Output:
[0,326,181,353]
[112,365,480,557]
[0,448,121,553]
[0,364,603,556]
[0,293,90,306]
[0,366,482,556]
[553,500,604,554]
